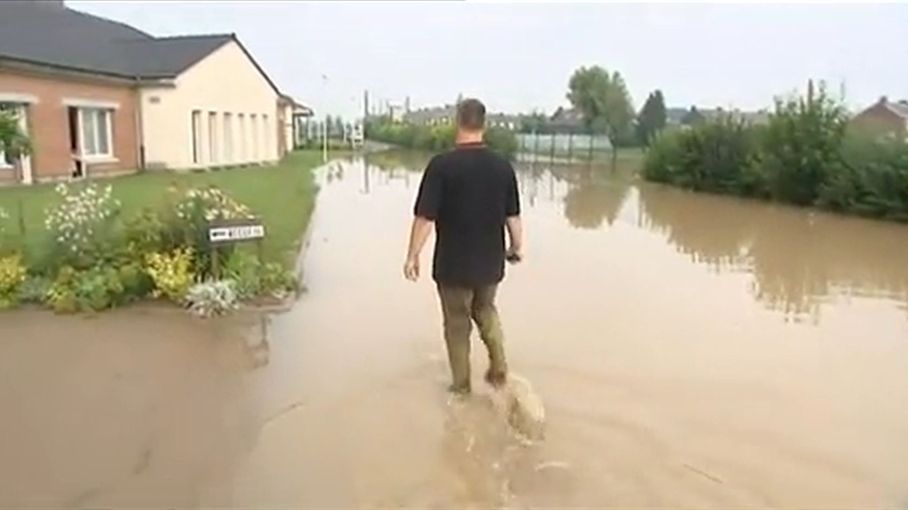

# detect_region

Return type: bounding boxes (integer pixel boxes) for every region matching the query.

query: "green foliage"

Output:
[223,250,298,300]
[223,250,262,299]
[16,274,51,305]
[818,134,908,220]
[566,65,635,142]
[367,120,518,158]
[756,82,848,205]
[0,254,27,309]
[144,247,195,303]
[46,265,129,313]
[643,115,760,195]
[643,81,908,221]
[636,90,667,146]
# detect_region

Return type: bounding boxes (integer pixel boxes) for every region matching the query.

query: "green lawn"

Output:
[0,151,324,267]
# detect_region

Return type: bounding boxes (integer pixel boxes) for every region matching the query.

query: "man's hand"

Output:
[506,246,524,264]
[404,256,420,281]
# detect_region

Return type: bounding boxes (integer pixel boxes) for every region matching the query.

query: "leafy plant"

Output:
[45,265,127,313]
[757,82,848,205]
[46,266,78,313]
[260,261,297,298]
[223,250,262,299]
[643,115,760,195]
[144,247,195,303]
[186,280,239,318]
[16,275,52,305]
[0,254,27,309]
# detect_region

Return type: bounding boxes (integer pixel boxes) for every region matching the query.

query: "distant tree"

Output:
[566,65,635,167]
[636,90,667,146]
[334,116,345,139]
[519,111,548,133]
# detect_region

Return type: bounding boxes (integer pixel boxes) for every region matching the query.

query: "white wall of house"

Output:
[140,40,280,169]
[281,102,293,152]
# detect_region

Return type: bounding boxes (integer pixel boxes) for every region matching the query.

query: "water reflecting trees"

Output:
[637,184,908,319]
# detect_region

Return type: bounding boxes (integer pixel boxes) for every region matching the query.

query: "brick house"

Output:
[0,0,306,185]
[851,96,908,141]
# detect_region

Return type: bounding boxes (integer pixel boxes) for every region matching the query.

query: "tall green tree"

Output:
[566,66,634,167]
[636,90,667,146]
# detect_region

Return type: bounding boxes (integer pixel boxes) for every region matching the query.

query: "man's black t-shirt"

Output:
[413,143,521,286]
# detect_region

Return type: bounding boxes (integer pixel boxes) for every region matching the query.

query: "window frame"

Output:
[0,102,26,169]
[78,107,114,160]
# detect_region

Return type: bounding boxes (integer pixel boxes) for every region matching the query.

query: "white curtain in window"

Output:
[80,108,111,157]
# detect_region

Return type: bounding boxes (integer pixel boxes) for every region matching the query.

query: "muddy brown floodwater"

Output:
[2,151,908,509]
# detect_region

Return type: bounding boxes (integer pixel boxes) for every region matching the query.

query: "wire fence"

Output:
[517,133,613,160]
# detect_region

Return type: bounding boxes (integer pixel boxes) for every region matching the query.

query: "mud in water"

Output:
[3,151,908,508]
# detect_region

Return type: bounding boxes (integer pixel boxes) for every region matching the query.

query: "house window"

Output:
[223,113,233,163]
[250,114,258,160]
[208,112,218,164]
[191,110,202,164]
[237,114,246,161]
[262,114,270,158]
[78,108,113,158]
[0,103,20,169]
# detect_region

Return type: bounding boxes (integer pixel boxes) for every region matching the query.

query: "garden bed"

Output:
[0,151,326,315]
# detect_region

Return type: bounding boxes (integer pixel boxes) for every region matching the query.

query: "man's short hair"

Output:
[457,98,486,130]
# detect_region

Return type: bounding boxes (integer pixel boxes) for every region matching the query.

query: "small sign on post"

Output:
[207,218,266,279]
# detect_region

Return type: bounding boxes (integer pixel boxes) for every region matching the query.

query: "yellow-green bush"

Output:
[145,247,195,303]
[0,254,27,309]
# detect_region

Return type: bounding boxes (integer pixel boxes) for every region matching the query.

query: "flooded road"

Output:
[3,151,908,508]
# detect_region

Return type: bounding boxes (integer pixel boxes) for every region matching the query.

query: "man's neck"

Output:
[456,130,484,146]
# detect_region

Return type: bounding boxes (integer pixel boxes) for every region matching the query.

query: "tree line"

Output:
[642,81,908,221]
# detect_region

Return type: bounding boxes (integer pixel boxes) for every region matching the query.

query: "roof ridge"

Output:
[65,5,153,39]
[151,33,234,41]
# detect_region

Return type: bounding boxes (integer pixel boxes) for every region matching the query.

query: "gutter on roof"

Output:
[0,54,137,83]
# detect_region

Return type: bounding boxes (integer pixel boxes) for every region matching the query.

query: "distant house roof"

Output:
[111,34,234,78]
[666,107,688,125]
[548,107,585,132]
[0,1,280,94]
[403,105,456,124]
[883,99,908,119]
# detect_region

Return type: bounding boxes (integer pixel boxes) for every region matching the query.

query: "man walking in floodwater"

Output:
[404,98,524,395]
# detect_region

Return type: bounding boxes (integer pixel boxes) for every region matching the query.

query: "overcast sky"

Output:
[70,1,908,119]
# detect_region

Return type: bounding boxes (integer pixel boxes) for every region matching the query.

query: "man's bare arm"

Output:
[404,216,434,280]
[506,215,524,262]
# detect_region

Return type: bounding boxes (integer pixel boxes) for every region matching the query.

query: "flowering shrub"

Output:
[44,183,120,263]
[170,186,254,275]
[144,247,195,303]
[175,187,253,223]
[0,254,27,309]
[186,280,239,318]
